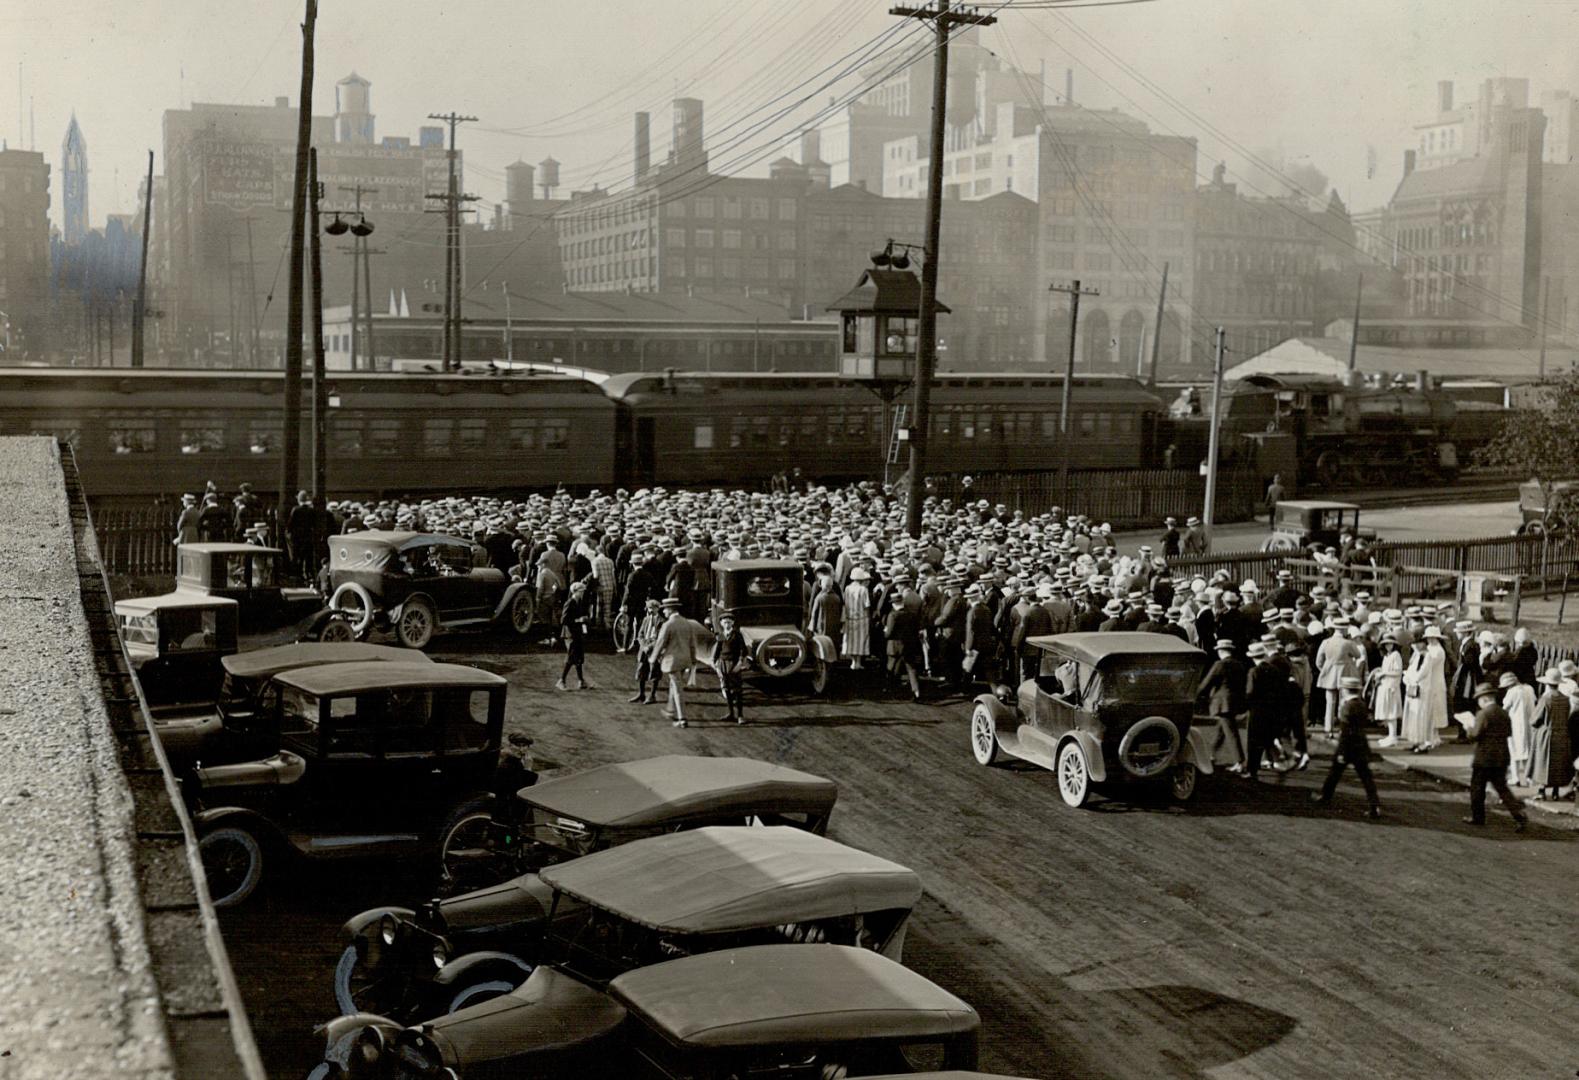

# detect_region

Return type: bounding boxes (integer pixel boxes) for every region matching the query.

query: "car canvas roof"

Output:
[177,542,284,556]
[271,660,504,695]
[1029,632,1204,665]
[610,944,978,1049]
[221,642,433,679]
[332,530,469,551]
[518,755,837,827]
[1278,500,1360,511]
[115,592,240,614]
[538,826,920,933]
[713,559,802,573]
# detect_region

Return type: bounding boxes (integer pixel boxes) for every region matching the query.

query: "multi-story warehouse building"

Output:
[0,148,51,358]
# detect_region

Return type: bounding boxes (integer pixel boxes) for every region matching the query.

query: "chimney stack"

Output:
[634,112,651,179]
[1438,80,1454,113]
[1403,149,1416,176]
[1065,68,1074,105]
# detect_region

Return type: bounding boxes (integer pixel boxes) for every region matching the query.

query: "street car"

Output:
[191,660,508,908]
[172,542,324,630]
[332,825,920,1021]
[434,753,838,893]
[710,559,838,694]
[968,632,1217,807]
[155,642,433,767]
[116,591,239,712]
[325,530,536,650]
[1260,500,1376,552]
[311,943,980,1079]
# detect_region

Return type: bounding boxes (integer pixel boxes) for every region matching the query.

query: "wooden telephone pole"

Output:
[426,112,478,372]
[890,0,996,537]
[132,150,153,367]
[280,0,317,544]
[1049,278,1100,506]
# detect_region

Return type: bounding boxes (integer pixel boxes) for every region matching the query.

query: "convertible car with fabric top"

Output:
[311,943,980,1079]
[333,824,919,1021]
[434,753,837,893]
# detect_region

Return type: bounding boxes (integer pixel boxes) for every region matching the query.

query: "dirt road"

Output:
[222,640,1579,1079]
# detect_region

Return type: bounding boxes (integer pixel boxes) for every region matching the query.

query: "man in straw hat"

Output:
[1311,675,1382,819]
[648,596,701,727]
[1461,680,1529,831]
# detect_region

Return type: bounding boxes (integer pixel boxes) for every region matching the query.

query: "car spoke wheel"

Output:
[1170,762,1199,802]
[334,943,407,1018]
[612,610,634,652]
[509,590,535,635]
[810,657,830,695]
[438,800,504,894]
[447,977,523,1015]
[329,582,375,637]
[199,826,263,908]
[396,598,435,650]
[317,616,356,643]
[1056,741,1091,808]
[970,703,999,766]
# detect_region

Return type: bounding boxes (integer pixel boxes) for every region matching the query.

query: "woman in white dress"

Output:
[842,567,872,670]
[1371,634,1405,746]
[1500,670,1536,786]
[1402,625,1448,751]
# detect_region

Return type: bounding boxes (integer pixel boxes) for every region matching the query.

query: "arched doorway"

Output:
[1083,308,1111,368]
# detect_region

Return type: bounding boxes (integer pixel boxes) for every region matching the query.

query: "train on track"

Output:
[1157,372,1511,489]
[0,366,1166,502]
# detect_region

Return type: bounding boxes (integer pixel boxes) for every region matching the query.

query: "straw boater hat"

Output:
[1537,667,1561,686]
[1214,638,1234,652]
[1340,675,1363,690]
[1497,671,1519,689]
[1473,681,1497,699]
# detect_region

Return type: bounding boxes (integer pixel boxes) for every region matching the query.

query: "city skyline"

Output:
[6,0,1579,237]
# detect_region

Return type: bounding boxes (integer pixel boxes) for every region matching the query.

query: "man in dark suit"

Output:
[1463,681,1529,830]
[1014,591,1054,683]
[962,584,998,685]
[1243,642,1287,779]
[1312,675,1381,818]
[1216,592,1256,656]
[1197,638,1248,769]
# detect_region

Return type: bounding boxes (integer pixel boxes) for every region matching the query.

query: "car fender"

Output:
[971,692,1013,728]
[316,1013,403,1071]
[193,806,289,851]
[491,581,532,622]
[1180,726,1216,775]
[431,950,535,992]
[1060,730,1108,784]
[343,905,416,944]
[809,633,838,663]
[390,591,439,626]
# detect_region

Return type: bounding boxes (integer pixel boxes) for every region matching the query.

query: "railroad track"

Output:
[1330,476,1520,511]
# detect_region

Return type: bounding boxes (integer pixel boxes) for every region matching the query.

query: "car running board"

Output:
[995,727,1059,772]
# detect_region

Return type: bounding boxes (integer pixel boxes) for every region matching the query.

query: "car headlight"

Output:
[379,914,399,946]
[431,940,450,970]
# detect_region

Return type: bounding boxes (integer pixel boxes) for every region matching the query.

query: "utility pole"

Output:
[1050,278,1100,506]
[1346,272,1363,375]
[891,0,995,537]
[363,239,377,367]
[342,245,387,368]
[502,280,513,363]
[280,0,317,545]
[309,148,328,499]
[243,215,261,368]
[1146,261,1168,386]
[1538,275,1551,381]
[426,112,477,372]
[226,234,239,367]
[338,183,378,370]
[1203,327,1227,547]
[132,150,152,368]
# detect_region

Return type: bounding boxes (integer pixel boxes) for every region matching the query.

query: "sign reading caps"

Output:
[202,144,278,208]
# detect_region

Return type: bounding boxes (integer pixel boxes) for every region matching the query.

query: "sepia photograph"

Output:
[0,1,1576,1077]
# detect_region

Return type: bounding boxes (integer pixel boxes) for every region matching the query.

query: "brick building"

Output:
[0,148,51,358]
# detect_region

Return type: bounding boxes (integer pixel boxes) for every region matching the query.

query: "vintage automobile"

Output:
[333,824,920,1021]
[968,632,1217,807]
[311,943,980,1080]
[710,559,838,694]
[434,753,838,893]
[1260,499,1376,553]
[172,542,325,630]
[1517,478,1578,534]
[191,660,509,908]
[154,642,434,767]
[325,531,537,650]
[117,591,239,711]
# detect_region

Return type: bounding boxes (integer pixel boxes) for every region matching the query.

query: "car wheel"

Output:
[1170,762,1199,802]
[970,703,1000,766]
[438,798,501,895]
[317,616,356,643]
[396,598,436,650]
[508,590,535,635]
[611,610,634,652]
[333,943,406,1018]
[754,631,807,677]
[199,826,263,908]
[329,582,375,637]
[447,977,524,1015]
[810,657,830,696]
[1056,741,1091,809]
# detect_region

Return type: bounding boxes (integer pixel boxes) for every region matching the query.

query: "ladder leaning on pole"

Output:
[887,404,909,465]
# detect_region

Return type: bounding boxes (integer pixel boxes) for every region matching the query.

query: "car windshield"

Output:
[164,608,222,653]
[1100,659,1199,703]
[251,555,276,588]
[279,687,320,753]
[744,573,792,598]
[120,612,159,647]
[225,555,249,588]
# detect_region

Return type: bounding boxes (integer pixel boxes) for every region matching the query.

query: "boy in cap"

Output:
[1311,675,1381,818]
[629,598,664,704]
[711,611,750,724]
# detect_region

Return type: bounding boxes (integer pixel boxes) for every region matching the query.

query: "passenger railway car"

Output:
[0,368,618,501]
[603,371,1164,488]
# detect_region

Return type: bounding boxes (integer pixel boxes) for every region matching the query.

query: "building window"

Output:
[109,425,156,454]
[749,198,769,219]
[777,260,796,280]
[694,196,715,217]
[423,418,454,455]
[722,197,742,220]
[507,418,538,450]
[721,257,741,278]
[777,198,797,221]
[695,257,714,277]
[721,229,742,249]
[694,228,714,248]
[178,426,225,454]
[973,178,992,195]
[1086,253,1112,271]
[750,258,769,279]
[458,419,487,452]
[540,420,569,450]
[694,420,714,449]
[664,201,685,218]
[665,228,686,247]
[777,231,797,251]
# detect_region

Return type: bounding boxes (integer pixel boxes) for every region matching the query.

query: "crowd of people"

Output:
[176,477,1578,817]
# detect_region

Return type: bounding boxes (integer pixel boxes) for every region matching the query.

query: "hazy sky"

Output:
[5,0,1579,229]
